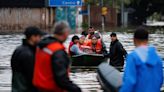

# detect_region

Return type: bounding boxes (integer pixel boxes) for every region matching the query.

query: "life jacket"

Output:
[87,39,102,54]
[86,34,92,40]
[33,42,67,92]
[68,42,74,55]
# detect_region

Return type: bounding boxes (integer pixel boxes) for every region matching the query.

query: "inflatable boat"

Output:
[97,62,122,92]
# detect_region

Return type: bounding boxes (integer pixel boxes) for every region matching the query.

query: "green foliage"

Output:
[81,22,89,30]
[148,12,162,21]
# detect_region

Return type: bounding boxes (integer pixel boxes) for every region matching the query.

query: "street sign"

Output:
[49,0,82,7]
[79,10,88,15]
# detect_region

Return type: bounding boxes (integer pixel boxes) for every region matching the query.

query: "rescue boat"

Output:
[71,54,107,66]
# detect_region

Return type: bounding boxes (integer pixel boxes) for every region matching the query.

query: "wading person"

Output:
[33,21,81,92]
[120,27,163,92]
[109,32,127,68]
[11,27,44,92]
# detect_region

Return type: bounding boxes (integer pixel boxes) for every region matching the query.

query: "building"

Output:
[0,0,55,33]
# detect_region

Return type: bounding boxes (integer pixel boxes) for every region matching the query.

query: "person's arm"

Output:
[120,54,136,92]
[51,50,81,92]
[70,45,85,55]
[158,58,163,87]
[117,42,127,57]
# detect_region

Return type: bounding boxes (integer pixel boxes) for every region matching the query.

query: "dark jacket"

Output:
[37,36,81,92]
[109,39,127,67]
[11,39,38,92]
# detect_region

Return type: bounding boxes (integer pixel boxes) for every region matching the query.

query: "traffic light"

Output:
[102,7,108,15]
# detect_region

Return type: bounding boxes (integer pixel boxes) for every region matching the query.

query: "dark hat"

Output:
[24,26,44,39]
[110,32,117,37]
[91,34,98,39]
[72,35,79,42]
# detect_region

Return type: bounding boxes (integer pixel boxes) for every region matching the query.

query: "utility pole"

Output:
[88,3,91,27]
[121,0,124,27]
[101,0,105,31]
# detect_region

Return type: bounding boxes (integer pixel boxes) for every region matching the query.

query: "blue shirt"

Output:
[70,44,85,55]
[120,46,163,92]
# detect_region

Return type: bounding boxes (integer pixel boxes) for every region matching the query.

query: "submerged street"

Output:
[0,32,164,92]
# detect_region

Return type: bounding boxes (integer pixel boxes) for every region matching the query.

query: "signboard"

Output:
[49,0,82,7]
[79,10,88,15]
[56,7,76,30]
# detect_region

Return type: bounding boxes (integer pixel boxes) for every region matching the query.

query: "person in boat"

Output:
[120,27,163,92]
[87,35,107,54]
[86,26,102,40]
[33,21,81,92]
[78,35,93,54]
[69,35,85,56]
[11,27,44,92]
[109,32,127,68]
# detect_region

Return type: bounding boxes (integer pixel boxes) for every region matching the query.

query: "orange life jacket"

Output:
[87,39,102,54]
[33,42,67,92]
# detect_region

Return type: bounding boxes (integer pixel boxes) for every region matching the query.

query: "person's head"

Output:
[79,35,85,44]
[134,27,149,47]
[24,26,43,46]
[53,21,71,42]
[110,32,117,42]
[88,26,95,35]
[72,35,79,44]
[91,35,98,45]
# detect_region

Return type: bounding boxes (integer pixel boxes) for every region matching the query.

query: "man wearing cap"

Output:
[109,32,127,68]
[11,26,44,92]
[33,21,81,92]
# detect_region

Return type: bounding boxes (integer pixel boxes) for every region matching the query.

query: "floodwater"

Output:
[0,32,164,92]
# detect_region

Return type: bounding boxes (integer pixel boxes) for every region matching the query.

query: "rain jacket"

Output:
[120,46,163,92]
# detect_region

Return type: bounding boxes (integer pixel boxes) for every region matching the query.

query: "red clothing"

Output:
[33,42,66,92]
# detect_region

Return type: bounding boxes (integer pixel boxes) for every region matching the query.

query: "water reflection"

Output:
[0,32,164,91]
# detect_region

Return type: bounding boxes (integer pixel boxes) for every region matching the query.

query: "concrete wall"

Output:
[0,8,55,33]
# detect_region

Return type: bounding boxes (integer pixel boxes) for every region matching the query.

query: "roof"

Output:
[0,0,47,8]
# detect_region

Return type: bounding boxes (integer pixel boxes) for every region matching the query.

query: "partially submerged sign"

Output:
[49,0,82,7]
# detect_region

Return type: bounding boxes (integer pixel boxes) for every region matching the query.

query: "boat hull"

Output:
[71,54,107,66]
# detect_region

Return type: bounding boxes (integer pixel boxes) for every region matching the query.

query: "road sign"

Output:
[49,0,82,7]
